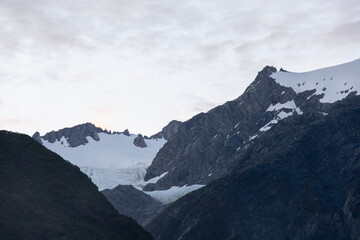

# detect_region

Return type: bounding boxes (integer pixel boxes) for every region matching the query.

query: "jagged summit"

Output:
[31,131,42,144]
[40,122,103,148]
[150,120,181,140]
[33,123,142,148]
[134,134,147,148]
[258,65,277,77]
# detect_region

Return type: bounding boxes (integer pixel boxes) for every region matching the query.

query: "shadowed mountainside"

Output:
[0,131,152,240]
[147,96,360,240]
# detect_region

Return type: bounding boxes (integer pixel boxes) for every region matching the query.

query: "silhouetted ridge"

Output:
[0,131,152,240]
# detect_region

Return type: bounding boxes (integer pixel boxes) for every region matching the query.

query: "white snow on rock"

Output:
[42,132,203,204]
[144,184,205,204]
[260,100,303,132]
[145,171,169,184]
[42,132,166,191]
[249,134,258,141]
[271,58,360,103]
[266,100,303,114]
[259,119,279,132]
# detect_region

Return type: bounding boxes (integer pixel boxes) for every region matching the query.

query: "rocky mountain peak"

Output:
[123,129,130,136]
[31,131,42,144]
[259,65,277,76]
[143,60,358,191]
[143,65,293,189]
[150,120,181,140]
[133,134,147,148]
[41,122,103,148]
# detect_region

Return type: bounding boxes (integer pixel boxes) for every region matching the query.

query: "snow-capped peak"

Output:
[271,58,360,103]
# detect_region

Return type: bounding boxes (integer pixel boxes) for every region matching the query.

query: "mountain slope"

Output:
[36,122,198,226]
[0,131,152,240]
[102,185,165,226]
[147,95,360,240]
[144,59,360,191]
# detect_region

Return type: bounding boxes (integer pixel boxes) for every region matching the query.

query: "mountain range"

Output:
[16,58,360,238]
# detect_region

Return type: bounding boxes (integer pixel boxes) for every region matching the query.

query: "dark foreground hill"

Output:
[147,96,360,240]
[0,131,152,240]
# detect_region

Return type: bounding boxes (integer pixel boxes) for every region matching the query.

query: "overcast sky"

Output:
[0,0,359,136]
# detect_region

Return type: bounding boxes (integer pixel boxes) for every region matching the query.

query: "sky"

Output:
[0,0,359,136]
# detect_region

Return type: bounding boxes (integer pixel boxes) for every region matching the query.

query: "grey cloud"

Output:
[0,0,360,135]
[327,21,360,42]
[182,94,218,113]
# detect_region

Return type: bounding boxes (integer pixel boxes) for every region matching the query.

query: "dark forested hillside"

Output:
[0,131,152,240]
[147,96,360,240]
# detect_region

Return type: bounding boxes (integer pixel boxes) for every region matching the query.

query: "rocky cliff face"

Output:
[144,66,328,191]
[102,185,165,226]
[147,95,360,240]
[40,122,103,147]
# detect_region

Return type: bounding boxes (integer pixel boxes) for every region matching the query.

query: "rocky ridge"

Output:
[144,66,329,190]
[147,95,360,240]
[34,123,146,148]
[40,122,103,147]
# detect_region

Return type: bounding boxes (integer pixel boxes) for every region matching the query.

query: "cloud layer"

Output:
[0,0,359,135]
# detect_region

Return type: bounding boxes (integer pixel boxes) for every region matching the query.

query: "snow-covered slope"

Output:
[41,126,203,205]
[271,58,360,103]
[42,133,166,191]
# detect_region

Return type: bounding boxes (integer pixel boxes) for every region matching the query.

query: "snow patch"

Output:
[145,171,168,184]
[249,135,258,141]
[144,184,205,204]
[260,100,303,132]
[259,119,278,132]
[266,100,303,114]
